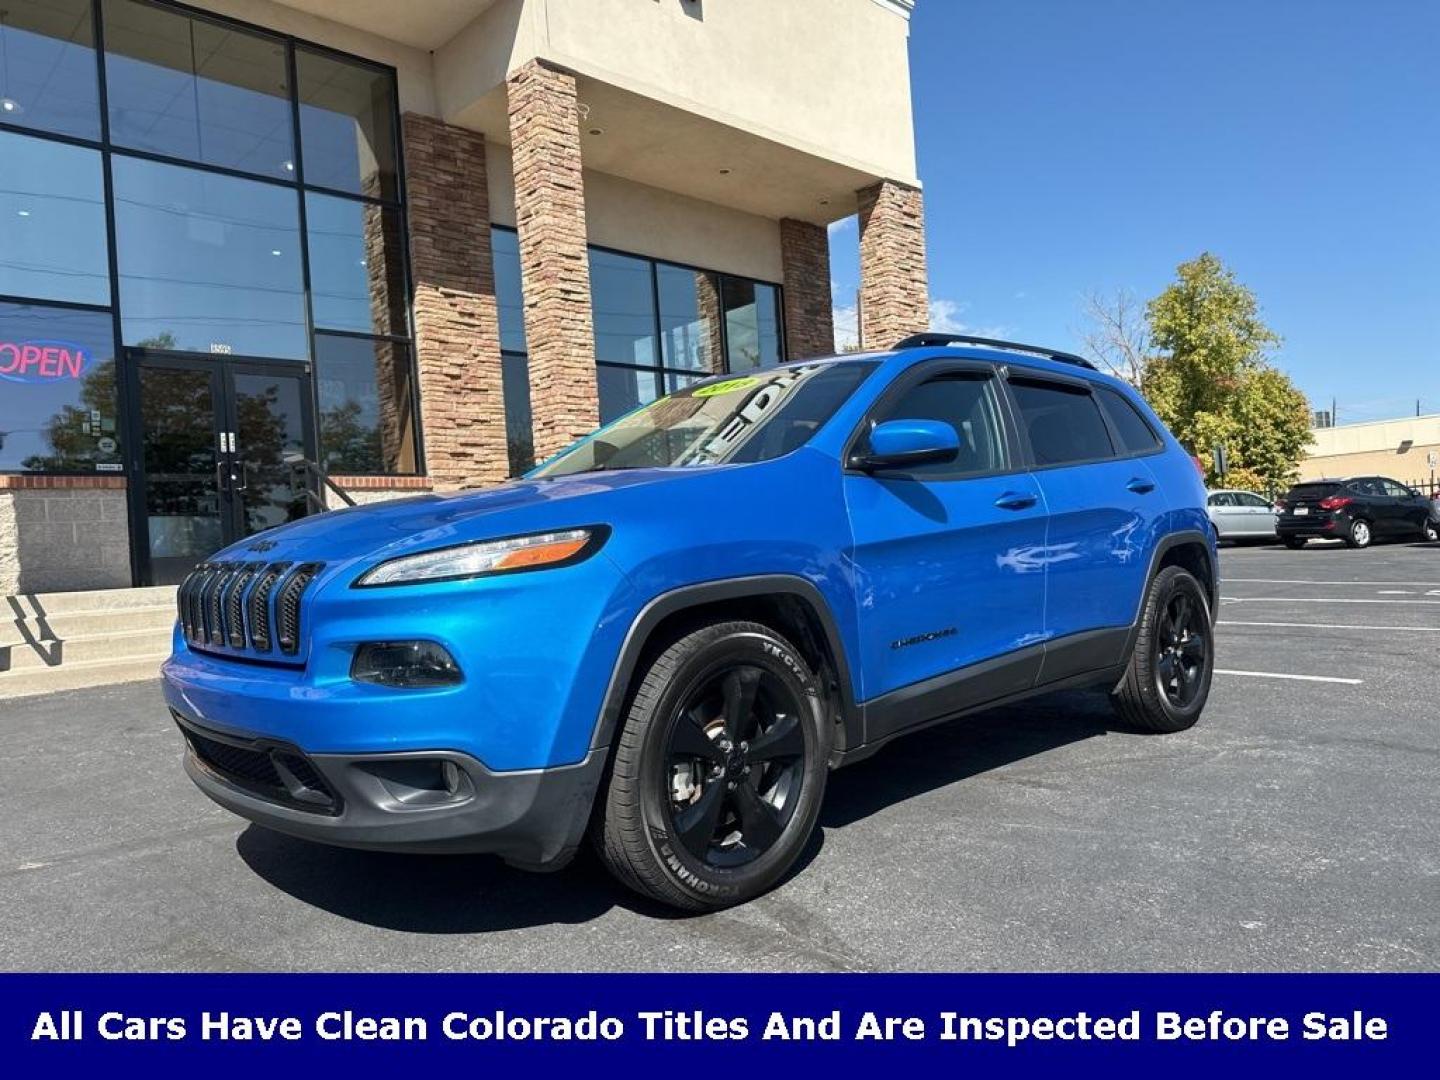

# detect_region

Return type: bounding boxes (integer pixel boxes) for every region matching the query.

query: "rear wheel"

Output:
[1345,519,1372,549]
[1283,536,1307,550]
[594,621,830,911]
[1112,566,1213,734]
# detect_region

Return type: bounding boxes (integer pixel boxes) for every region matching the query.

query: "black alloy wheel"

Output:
[1154,590,1208,709]
[664,664,806,868]
[594,620,830,911]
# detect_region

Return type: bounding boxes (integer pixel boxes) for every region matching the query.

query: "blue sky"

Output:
[829,0,1440,423]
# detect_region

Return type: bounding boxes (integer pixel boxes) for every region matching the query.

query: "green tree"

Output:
[1095,253,1311,494]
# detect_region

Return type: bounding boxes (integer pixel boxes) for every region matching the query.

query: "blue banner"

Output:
[3,974,1432,1074]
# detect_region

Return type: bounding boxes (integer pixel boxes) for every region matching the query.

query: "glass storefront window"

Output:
[102,0,294,179]
[297,48,397,201]
[591,250,658,366]
[306,192,406,336]
[314,333,417,474]
[112,155,307,359]
[597,363,660,425]
[657,263,720,373]
[493,228,526,354]
[502,352,533,477]
[722,278,782,371]
[0,0,101,140]
[0,131,110,305]
[0,301,121,472]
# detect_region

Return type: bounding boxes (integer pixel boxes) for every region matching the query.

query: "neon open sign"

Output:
[0,340,94,383]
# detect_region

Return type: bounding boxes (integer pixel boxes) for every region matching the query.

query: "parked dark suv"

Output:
[1277,476,1439,549]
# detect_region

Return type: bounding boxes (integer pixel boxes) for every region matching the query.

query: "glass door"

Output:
[130,353,316,585]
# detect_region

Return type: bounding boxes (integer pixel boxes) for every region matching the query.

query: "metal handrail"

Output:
[282,453,357,510]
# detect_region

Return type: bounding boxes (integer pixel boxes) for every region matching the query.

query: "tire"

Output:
[593,621,831,911]
[1344,518,1372,549]
[1423,520,1438,544]
[1112,566,1214,734]
[1283,536,1307,550]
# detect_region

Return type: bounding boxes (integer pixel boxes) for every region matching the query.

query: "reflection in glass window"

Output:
[306,192,406,335]
[657,264,720,373]
[0,0,100,139]
[102,0,293,179]
[493,228,526,354]
[0,301,121,471]
[297,48,397,200]
[597,363,659,425]
[502,352,533,477]
[591,250,657,366]
[112,155,307,358]
[0,131,110,305]
[314,333,417,474]
[722,278,782,371]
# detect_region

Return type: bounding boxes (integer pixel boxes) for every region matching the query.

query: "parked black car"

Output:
[1277,476,1440,549]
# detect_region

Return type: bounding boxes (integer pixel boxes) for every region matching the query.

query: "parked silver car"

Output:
[1207,488,1279,543]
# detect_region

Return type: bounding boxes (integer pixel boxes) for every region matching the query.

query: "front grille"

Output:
[177,559,323,661]
[178,715,339,814]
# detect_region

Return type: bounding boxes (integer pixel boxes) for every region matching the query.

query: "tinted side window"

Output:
[871,374,1006,478]
[1209,492,1235,507]
[1097,386,1162,454]
[1349,478,1383,497]
[1381,480,1411,498]
[1010,379,1115,466]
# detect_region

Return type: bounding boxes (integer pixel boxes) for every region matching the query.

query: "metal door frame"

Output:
[123,348,317,585]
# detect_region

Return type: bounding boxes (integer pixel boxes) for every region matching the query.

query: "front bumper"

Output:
[174,710,604,869]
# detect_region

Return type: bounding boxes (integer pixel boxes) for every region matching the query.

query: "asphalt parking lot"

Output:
[3,542,1437,972]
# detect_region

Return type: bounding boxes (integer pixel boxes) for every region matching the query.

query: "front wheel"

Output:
[593,621,830,911]
[1423,519,1438,543]
[1345,519,1372,548]
[1112,566,1214,733]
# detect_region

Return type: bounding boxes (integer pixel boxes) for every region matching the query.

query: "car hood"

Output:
[209,468,708,569]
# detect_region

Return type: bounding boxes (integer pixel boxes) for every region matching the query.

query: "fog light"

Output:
[351,641,462,688]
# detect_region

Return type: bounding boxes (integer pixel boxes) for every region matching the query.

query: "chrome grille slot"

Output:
[223,563,262,649]
[246,562,290,652]
[275,563,323,656]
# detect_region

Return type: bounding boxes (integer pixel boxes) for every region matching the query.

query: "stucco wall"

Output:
[1301,415,1440,485]
[488,143,783,282]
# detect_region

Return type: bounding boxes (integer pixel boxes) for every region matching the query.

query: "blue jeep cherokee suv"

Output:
[164,333,1217,910]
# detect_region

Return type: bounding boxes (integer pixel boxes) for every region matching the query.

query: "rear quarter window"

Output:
[1096,386,1162,454]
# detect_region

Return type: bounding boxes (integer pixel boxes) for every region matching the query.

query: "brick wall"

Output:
[0,478,131,594]
[857,180,929,348]
[779,218,835,358]
[507,60,599,462]
[402,113,510,489]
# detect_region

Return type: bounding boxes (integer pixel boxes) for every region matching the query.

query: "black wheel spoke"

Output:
[670,710,724,763]
[721,667,762,741]
[1180,633,1206,660]
[731,781,783,851]
[674,781,726,858]
[1157,652,1177,685]
[747,712,804,762]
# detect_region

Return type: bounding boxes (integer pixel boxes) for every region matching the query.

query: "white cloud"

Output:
[827,295,1007,353]
[833,302,860,351]
[827,216,858,239]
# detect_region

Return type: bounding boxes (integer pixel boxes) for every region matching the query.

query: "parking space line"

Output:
[1215,669,1363,685]
[1221,597,1440,605]
[1219,620,1440,632]
[1225,578,1440,587]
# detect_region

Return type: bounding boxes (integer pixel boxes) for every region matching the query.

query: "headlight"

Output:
[353,527,606,587]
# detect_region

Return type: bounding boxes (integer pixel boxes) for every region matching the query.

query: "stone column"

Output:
[507,60,598,460]
[779,218,835,358]
[857,180,929,349]
[402,113,509,489]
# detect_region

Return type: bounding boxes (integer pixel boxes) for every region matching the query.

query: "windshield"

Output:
[532,362,877,478]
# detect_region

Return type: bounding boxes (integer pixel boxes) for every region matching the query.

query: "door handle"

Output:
[994,491,1037,511]
[1127,477,1156,494]
[214,461,230,494]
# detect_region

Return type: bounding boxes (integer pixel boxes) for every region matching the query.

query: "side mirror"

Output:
[852,419,960,471]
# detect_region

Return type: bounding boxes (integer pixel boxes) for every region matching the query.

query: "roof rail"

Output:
[892,332,1098,371]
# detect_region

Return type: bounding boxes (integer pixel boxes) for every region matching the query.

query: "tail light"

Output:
[1318,495,1353,511]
